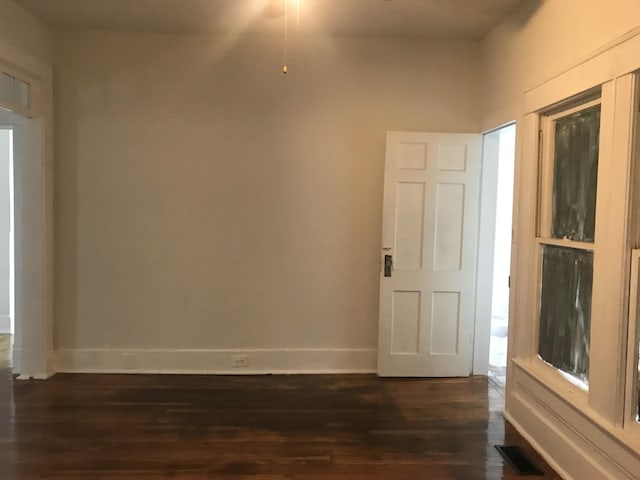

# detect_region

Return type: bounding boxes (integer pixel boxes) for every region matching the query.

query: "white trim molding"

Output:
[55,348,378,375]
[507,363,640,480]
[524,28,640,115]
[0,37,54,379]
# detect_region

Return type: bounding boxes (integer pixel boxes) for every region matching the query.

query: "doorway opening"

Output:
[486,124,516,388]
[0,126,13,369]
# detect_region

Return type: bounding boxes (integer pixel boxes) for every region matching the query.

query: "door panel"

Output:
[391,290,421,354]
[434,183,465,271]
[430,291,460,355]
[395,182,425,269]
[378,132,482,377]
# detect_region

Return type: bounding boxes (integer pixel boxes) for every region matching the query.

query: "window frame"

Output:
[510,33,640,463]
[538,96,602,244]
[533,94,603,393]
[625,250,640,435]
[624,77,640,436]
[520,76,640,433]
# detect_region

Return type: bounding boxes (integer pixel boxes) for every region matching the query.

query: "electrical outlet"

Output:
[231,354,249,368]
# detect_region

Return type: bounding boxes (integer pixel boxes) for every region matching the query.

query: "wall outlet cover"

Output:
[231,354,249,368]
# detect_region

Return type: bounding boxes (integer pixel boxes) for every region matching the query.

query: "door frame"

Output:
[472,122,516,375]
[0,39,54,379]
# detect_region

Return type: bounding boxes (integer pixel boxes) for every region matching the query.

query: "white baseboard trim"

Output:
[12,346,20,375]
[504,409,572,480]
[0,314,11,334]
[506,364,640,480]
[55,348,378,375]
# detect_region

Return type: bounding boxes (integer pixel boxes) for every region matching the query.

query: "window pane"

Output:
[0,73,15,103]
[637,345,639,421]
[16,79,30,109]
[552,106,600,242]
[538,245,593,383]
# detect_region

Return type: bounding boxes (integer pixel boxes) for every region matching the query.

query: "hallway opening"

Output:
[0,126,12,369]
[485,124,516,388]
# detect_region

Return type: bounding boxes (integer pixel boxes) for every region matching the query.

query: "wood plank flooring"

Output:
[0,334,10,368]
[0,370,561,479]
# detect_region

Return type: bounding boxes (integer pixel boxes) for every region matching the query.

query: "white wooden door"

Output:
[378,131,482,377]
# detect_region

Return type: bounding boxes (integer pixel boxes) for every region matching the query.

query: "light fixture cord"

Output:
[283,0,288,74]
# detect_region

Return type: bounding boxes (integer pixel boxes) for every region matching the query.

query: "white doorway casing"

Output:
[0,38,54,379]
[473,123,516,376]
[0,128,11,335]
[489,125,515,372]
[6,111,49,378]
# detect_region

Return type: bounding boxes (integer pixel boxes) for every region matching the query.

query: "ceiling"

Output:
[14,0,528,39]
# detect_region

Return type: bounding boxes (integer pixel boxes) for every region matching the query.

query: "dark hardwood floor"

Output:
[0,368,561,479]
[0,334,10,369]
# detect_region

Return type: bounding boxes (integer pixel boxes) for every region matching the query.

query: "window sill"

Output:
[512,357,588,411]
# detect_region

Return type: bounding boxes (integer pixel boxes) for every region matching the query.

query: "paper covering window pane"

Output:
[538,245,593,383]
[552,106,600,242]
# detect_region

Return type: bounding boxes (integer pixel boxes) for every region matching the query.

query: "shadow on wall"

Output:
[508,0,543,28]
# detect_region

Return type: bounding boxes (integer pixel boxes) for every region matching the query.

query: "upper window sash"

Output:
[538,97,602,245]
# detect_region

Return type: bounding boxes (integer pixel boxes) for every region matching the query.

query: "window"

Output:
[538,245,593,383]
[15,79,30,109]
[551,106,600,242]
[626,79,640,431]
[0,72,14,104]
[0,70,31,112]
[516,38,640,460]
[629,251,640,426]
[537,97,601,387]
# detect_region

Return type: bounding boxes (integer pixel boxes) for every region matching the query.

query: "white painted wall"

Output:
[53,31,480,372]
[482,1,640,478]
[0,0,52,64]
[0,129,11,334]
[481,0,640,130]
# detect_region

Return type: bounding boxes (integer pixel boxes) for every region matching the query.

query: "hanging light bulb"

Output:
[283,0,301,75]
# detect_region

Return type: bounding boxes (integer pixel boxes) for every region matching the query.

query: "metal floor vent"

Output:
[495,445,544,476]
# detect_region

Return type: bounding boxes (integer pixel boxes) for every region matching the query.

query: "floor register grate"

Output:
[495,445,544,476]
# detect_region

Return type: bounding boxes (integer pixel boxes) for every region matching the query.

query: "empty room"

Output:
[1,0,640,478]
